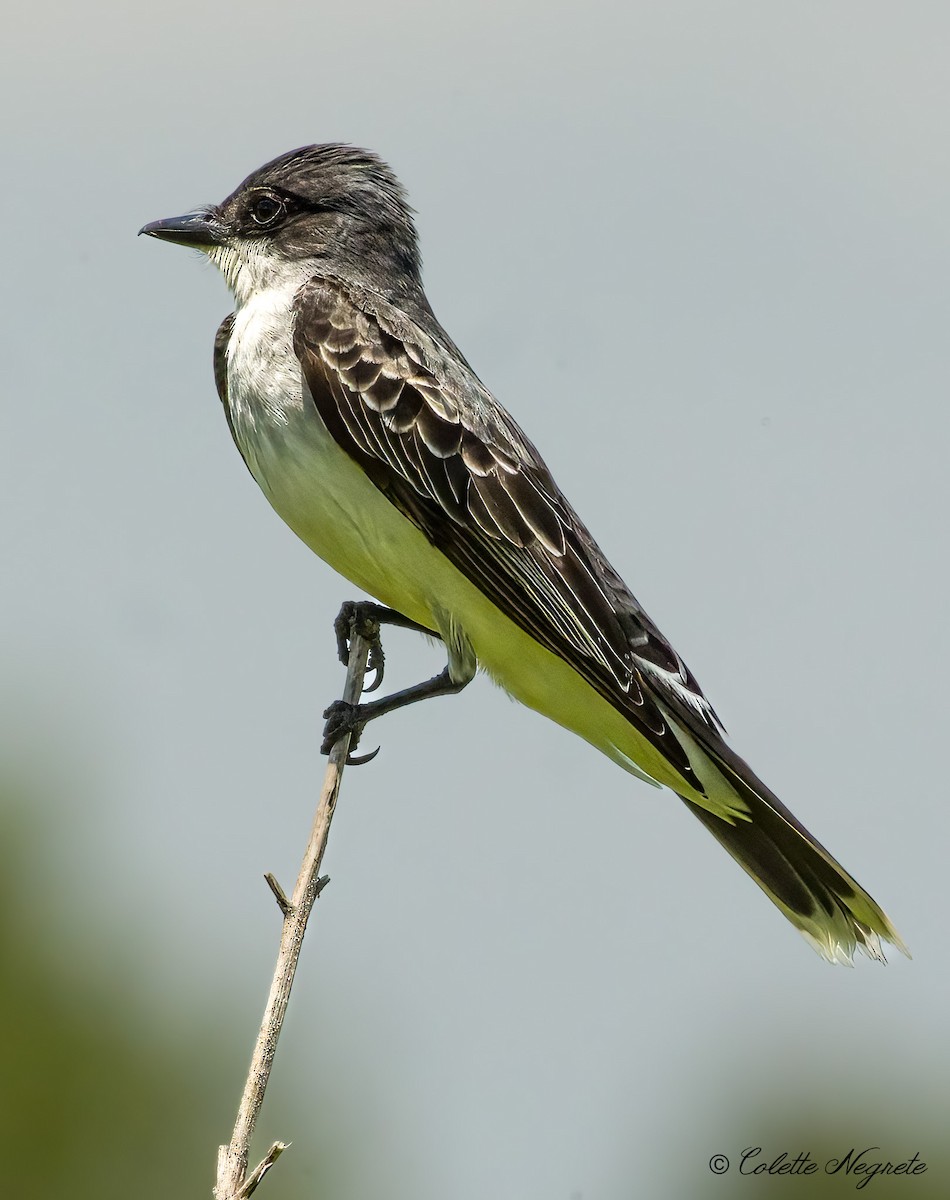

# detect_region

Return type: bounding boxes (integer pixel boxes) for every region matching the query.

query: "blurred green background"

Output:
[3,761,945,1197]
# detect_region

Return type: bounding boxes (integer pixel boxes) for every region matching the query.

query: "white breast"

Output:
[223,283,437,616]
[227,284,304,439]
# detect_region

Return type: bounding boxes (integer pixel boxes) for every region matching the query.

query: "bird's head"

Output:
[140,144,422,305]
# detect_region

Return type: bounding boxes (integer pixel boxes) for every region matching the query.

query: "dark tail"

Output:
[678,734,908,963]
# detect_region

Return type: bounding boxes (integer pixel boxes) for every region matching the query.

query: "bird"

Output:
[141,143,907,964]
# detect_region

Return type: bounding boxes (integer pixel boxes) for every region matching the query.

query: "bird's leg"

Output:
[323,600,471,764]
[322,667,471,763]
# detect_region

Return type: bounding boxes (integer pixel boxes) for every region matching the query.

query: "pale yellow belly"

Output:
[241,407,696,796]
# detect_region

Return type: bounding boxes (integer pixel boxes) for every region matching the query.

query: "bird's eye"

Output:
[249,193,284,226]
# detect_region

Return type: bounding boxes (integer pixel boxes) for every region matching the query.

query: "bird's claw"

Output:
[321,699,363,754]
[363,638,385,693]
[333,601,385,692]
[321,699,380,766]
[333,601,360,666]
[346,745,381,767]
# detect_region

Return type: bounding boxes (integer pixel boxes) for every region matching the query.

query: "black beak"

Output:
[138,210,225,248]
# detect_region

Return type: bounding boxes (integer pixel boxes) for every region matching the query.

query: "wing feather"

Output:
[293,279,716,789]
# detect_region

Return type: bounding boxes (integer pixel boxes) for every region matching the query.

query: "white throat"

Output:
[208,238,315,310]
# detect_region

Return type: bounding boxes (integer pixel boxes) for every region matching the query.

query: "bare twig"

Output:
[263,873,292,917]
[214,625,374,1199]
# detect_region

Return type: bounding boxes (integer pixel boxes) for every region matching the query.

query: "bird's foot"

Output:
[333,601,386,693]
[326,601,448,765]
[321,699,381,766]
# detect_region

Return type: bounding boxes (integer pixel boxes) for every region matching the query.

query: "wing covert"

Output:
[292,279,716,785]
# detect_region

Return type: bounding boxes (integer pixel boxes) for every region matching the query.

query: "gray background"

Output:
[3,2,947,1197]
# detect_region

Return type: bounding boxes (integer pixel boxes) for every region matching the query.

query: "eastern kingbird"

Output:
[141,144,906,964]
